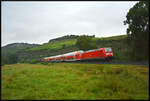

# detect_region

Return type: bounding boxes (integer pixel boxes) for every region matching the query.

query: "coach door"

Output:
[75,53,81,60]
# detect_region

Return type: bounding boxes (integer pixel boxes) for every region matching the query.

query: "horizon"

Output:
[2,34,127,47]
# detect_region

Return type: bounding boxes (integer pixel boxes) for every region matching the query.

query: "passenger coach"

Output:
[43,47,113,62]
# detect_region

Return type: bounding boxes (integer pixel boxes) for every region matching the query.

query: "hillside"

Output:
[48,35,80,43]
[27,35,127,51]
[2,43,40,57]
[2,63,149,100]
[2,34,131,63]
[29,39,77,51]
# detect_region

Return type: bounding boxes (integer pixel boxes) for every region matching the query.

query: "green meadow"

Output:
[1,63,149,100]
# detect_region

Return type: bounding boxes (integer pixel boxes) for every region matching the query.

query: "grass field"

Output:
[1,63,149,100]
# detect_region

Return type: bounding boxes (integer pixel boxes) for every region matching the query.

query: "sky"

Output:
[2,1,138,47]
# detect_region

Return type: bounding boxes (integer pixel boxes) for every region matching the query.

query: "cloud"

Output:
[2,1,138,46]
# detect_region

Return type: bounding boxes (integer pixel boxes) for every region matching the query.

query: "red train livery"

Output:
[43,47,113,62]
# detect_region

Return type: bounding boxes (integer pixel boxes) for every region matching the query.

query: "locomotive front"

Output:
[104,47,113,60]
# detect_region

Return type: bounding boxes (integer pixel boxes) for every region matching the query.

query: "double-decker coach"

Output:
[61,50,84,61]
[43,47,113,62]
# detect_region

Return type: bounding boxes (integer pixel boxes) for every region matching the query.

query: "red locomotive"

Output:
[43,47,113,62]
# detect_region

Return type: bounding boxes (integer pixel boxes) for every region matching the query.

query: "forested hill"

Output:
[2,43,40,49]
[2,43,40,54]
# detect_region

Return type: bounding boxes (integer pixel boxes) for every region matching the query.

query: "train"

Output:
[42,47,113,62]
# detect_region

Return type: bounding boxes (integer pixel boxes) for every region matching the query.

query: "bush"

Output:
[3,53,18,64]
[19,59,25,63]
[41,62,48,65]
[29,59,37,64]
[76,35,98,51]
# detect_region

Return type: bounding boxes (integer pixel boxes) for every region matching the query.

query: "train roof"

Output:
[44,55,61,59]
[62,50,84,56]
[84,48,100,53]
[44,57,53,59]
[44,50,84,59]
[84,47,112,53]
[44,48,112,60]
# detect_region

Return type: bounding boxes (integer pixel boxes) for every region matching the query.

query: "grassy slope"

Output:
[93,35,127,41]
[2,63,148,100]
[28,35,127,51]
[28,39,76,51]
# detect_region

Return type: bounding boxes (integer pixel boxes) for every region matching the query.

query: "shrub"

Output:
[41,62,48,65]
[19,59,25,63]
[29,59,37,64]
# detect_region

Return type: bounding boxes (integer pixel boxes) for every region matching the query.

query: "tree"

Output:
[62,44,66,49]
[2,53,18,64]
[75,35,97,51]
[7,53,18,64]
[1,57,5,66]
[124,1,149,60]
[19,58,25,63]
[29,59,37,64]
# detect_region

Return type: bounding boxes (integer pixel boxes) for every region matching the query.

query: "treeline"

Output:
[1,53,39,66]
[1,53,18,65]
[48,35,95,43]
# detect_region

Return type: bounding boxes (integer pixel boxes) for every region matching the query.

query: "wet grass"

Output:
[1,63,149,100]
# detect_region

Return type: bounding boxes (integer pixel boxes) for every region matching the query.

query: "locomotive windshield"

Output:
[105,48,112,52]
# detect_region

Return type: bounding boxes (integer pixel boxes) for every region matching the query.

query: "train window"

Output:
[105,48,112,52]
[76,54,79,56]
[85,49,98,52]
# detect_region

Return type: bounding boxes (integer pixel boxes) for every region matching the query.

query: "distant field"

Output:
[29,40,77,51]
[2,63,149,100]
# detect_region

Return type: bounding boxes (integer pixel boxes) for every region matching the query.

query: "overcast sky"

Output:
[2,1,138,47]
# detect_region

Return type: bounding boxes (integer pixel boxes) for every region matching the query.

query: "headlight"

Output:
[106,53,109,55]
[106,53,113,56]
